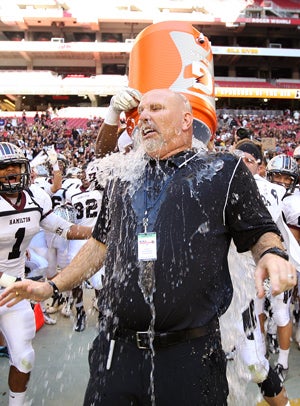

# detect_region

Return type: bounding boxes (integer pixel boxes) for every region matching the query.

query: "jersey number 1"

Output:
[8,228,25,260]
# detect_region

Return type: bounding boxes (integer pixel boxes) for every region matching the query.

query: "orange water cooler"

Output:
[127,21,217,144]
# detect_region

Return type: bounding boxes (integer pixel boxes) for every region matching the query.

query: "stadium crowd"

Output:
[215,109,300,156]
[0,106,299,167]
[0,111,104,168]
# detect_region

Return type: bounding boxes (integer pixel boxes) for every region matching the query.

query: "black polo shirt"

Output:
[93,150,280,332]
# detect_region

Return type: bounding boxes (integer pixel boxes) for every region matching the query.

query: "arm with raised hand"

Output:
[95,87,141,157]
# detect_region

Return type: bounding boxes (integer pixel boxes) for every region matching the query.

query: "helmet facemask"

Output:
[266,154,298,194]
[0,161,30,194]
[0,143,31,194]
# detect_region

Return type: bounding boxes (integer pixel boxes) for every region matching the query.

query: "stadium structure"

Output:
[0,0,299,117]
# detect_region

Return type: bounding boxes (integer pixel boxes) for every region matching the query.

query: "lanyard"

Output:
[142,165,179,233]
[142,151,203,233]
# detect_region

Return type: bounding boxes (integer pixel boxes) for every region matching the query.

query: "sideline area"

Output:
[1,288,300,405]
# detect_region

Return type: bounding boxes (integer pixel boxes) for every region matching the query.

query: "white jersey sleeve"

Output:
[254,174,286,223]
[282,192,300,230]
[34,177,53,195]
[253,176,300,269]
[29,183,52,214]
[30,183,74,239]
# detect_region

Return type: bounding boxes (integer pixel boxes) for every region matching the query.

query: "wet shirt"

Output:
[93,150,280,332]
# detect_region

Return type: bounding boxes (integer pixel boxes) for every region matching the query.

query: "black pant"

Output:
[83,330,228,406]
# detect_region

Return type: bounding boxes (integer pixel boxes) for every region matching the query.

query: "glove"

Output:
[30,150,48,168]
[105,87,141,126]
[46,145,58,166]
[111,87,141,112]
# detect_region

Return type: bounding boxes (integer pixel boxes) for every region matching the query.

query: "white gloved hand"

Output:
[111,87,141,112]
[46,145,58,166]
[105,87,141,126]
[30,150,48,168]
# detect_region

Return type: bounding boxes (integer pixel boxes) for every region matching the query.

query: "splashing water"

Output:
[220,241,266,405]
[93,139,261,405]
[138,261,156,302]
[94,142,147,197]
[138,260,156,406]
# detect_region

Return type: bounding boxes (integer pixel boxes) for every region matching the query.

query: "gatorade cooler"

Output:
[128,21,217,144]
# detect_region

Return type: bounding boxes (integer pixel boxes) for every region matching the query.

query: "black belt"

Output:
[115,318,219,350]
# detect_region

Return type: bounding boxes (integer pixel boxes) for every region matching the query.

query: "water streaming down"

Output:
[138,260,156,405]
[94,140,261,405]
[220,241,267,405]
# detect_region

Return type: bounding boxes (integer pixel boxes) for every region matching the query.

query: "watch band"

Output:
[260,247,289,261]
[47,280,60,296]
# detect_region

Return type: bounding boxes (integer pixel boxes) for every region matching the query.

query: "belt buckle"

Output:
[136,331,150,350]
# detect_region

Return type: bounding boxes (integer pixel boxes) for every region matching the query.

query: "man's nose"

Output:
[139,109,151,121]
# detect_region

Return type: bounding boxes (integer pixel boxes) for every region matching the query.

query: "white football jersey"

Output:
[254,174,286,223]
[0,184,76,278]
[67,187,103,260]
[0,187,51,277]
[51,178,81,209]
[66,187,103,227]
[282,191,300,229]
[33,176,53,195]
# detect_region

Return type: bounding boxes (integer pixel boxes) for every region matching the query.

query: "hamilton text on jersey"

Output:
[9,217,31,225]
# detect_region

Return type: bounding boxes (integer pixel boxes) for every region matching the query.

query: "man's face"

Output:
[0,163,22,195]
[240,151,260,175]
[137,89,192,159]
[80,171,90,189]
[270,172,294,190]
[234,149,260,175]
[58,160,65,173]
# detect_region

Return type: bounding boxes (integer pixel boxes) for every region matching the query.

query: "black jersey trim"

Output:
[0,206,42,218]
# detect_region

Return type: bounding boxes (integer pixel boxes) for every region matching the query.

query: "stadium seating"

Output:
[215,80,276,88]
[271,0,300,10]
[253,0,300,9]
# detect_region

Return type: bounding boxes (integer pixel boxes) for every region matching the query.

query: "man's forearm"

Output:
[51,169,62,193]
[95,123,118,157]
[251,232,284,263]
[67,225,92,240]
[52,237,106,292]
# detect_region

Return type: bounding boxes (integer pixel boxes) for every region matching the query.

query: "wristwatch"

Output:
[47,280,60,297]
[260,247,289,261]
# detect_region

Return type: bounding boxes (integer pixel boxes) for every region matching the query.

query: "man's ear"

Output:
[182,111,193,131]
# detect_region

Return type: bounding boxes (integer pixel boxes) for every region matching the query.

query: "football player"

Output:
[0,142,91,405]
[64,162,105,331]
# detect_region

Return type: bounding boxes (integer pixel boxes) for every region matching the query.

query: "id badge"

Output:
[138,232,157,261]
